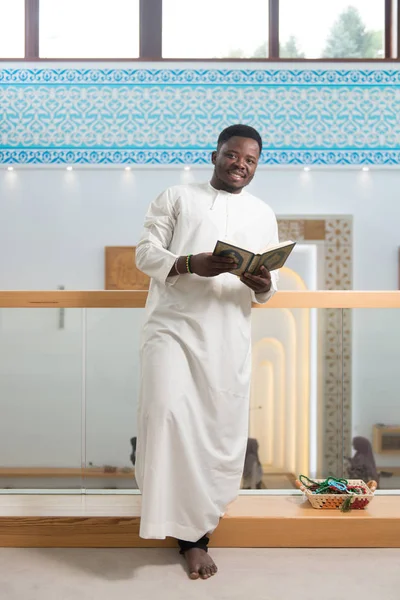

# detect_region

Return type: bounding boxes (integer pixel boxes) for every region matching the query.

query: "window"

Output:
[0,0,25,58]
[279,0,385,59]
[0,0,396,61]
[162,0,269,58]
[39,0,139,58]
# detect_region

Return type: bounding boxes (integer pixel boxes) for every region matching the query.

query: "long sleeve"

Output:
[252,213,280,305]
[135,188,179,284]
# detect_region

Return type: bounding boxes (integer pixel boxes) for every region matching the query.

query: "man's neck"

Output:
[209,175,242,195]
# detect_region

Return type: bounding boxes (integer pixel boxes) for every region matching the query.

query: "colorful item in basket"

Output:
[324,478,348,493]
[298,475,364,512]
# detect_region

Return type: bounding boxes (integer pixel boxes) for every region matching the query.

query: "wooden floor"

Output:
[0,494,399,548]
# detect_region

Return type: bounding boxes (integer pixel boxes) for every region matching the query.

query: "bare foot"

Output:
[182,547,218,580]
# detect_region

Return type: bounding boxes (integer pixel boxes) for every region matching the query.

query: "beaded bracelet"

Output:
[186,254,193,274]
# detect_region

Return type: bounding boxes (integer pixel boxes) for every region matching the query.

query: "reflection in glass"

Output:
[0,0,24,58]
[0,309,83,491]
[247,307,344,491]
[163,0,268,58]
[280,0,384,58]
[85,308,144,491]
[39,0,139,58]
[349,309,400,490]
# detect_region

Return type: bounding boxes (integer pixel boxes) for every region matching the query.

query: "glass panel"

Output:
[0,309,83,492]
[349,309,400,491]
[243,307,343,492]
[280,0,384,59]
[162,0,269,58]
[39,0,139,58]
[0,0,24,58]
[84,308,144,491]
[85,304,345,494]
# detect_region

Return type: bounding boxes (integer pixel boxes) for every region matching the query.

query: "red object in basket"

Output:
[351,498,370,509]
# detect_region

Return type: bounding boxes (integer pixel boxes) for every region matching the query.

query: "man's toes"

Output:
[200,567,211,579]
[189,570,200,580]
[211,565,217,576]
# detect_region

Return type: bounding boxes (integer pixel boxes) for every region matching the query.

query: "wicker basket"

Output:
[295,478,377,510]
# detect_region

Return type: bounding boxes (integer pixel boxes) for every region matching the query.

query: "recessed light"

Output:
[7,166,14,171]
[125,166,131,171]
[184,166,191,171]
[66,166,73,171]
[303,166,311,172]
[362,166,370,172]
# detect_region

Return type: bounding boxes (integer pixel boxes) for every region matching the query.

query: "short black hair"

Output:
[217,124,262,153]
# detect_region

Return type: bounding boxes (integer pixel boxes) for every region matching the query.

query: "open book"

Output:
[213,240,296,276]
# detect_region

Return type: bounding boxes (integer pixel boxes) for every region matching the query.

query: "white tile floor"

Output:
[0,548,399,600]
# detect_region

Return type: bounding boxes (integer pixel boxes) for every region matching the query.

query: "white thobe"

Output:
[135,182,278,541]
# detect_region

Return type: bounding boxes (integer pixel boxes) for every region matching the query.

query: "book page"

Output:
[247,255,261,275]
[259,242,296,272]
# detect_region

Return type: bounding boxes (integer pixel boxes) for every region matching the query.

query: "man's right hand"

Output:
[190,252,237,277]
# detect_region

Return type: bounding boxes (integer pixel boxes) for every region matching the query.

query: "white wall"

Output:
[1,167,400,472]
[2,166,400,289]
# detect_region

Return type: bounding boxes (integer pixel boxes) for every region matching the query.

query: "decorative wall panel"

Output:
[1,67,399,165]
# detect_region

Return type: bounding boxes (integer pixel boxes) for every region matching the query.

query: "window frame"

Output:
[0,0,397,61]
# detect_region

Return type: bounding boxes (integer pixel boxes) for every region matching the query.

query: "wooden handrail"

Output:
[0,290,400,309]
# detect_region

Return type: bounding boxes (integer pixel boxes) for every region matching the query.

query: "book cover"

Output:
[212,241,255,276]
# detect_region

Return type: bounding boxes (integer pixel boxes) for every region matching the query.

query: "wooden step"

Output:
[0,494,399,548]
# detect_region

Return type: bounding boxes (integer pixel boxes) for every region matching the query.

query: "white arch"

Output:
[249,360,274,466]
[251,265,311,476]
[252,338,286,469]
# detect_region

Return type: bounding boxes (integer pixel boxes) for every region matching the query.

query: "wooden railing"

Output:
[0,290,400,308]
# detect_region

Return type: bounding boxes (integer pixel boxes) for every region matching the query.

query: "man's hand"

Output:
[240,266,272,294]
[191,252,237,277]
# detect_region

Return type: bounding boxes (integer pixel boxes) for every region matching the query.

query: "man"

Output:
[135,124,279,580]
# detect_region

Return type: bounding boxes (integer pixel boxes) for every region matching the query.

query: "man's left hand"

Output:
[240,266,272,294]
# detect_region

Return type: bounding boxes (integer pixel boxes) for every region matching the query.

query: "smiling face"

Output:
[210,136,260,194]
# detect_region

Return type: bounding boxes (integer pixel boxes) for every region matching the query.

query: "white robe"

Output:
[135,182,278,541]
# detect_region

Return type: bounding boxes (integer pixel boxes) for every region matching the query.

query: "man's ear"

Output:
[211,151,217,165]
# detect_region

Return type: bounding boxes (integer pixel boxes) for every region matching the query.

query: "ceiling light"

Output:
[66,166,73,171]
[7,166,14,171]
[362,166,370,172]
